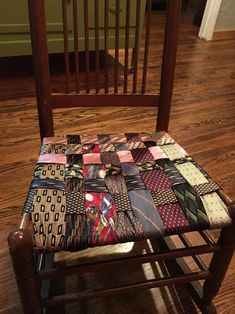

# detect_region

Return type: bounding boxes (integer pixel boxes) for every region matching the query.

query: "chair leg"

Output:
[8,229,43,314]
[38,252,55,314]
[181,0,189,13]
[203,202,235,311]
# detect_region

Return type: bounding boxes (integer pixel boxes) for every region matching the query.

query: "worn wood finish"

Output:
[1,7,235,314]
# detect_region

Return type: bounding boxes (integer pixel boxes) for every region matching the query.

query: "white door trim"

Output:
[199,0,223,41]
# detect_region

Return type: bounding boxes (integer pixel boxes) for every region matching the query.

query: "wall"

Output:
[215,0,235,30]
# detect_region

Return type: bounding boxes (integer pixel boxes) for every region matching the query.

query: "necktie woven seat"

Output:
[23,131,231,252]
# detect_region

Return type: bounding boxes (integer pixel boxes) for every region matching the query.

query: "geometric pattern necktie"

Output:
[201,192,231,228]
[175,161,208,186]
[173,183,210,230]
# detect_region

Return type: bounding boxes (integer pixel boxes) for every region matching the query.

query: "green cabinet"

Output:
[0,0,66,56]
[0,0,146,57]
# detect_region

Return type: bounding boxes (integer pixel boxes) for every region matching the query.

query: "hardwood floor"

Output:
[0,10,235,314]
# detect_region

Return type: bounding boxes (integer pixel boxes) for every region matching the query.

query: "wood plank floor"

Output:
[0,9,235,314]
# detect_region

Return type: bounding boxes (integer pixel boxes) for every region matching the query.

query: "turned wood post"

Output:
[8,229,43,314]
[203,202,235,308]
[156,0,181,132]
[28,0,54,139]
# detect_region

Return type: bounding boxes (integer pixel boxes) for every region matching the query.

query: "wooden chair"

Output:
[8,0,235,313]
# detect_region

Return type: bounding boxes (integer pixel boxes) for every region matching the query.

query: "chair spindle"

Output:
[84,0,90,94]
[95,0,100,94]
[142,0,152,94]
[114,0,120,94]
[62,0,70,93]
[73,0,80,94]
[104,0,109,94]
[124,0,131,94]
[132,0,141,94]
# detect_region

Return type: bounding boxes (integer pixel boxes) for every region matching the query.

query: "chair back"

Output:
[28,0,182,138]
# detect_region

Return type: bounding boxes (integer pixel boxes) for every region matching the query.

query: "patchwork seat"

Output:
[23,131,232,252]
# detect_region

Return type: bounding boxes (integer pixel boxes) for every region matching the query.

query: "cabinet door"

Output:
[0,0,72,57]
[0,0,146,57]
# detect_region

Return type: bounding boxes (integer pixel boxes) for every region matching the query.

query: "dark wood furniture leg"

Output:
[38,253,55,314]
[8,229,43,314]
[203,202,235,311]
[154,237,213,313]
[181,0,189,12]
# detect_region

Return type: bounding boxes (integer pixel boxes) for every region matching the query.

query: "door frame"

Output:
[198,0,222,41]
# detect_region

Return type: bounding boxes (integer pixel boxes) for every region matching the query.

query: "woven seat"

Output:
[23,131,231,252]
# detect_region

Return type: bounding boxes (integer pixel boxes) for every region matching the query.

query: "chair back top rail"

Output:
[28,0,182,138]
